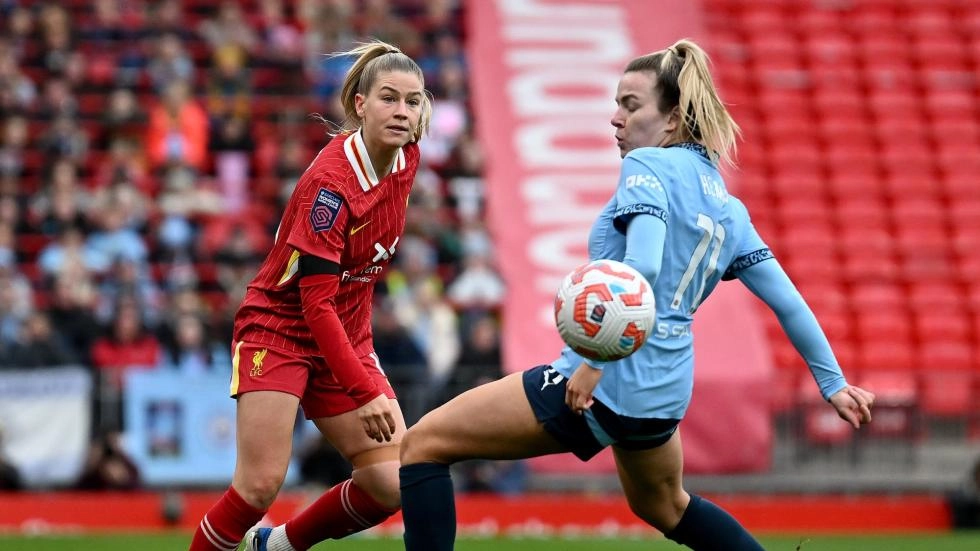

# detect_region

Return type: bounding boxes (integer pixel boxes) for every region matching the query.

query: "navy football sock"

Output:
[665,494,765,550]
[400,462,456,551]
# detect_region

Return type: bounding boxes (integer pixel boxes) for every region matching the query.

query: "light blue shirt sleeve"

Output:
[735,258,848,400]
[584,213,666,371]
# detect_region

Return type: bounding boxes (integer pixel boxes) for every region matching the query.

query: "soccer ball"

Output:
[554,259,656,362]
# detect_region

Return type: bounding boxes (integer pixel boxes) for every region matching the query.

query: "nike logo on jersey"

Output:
[350,221,371,236]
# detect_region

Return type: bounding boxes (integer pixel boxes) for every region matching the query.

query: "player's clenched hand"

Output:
[829,385,875,429]
[565,363,603,415]
[356,394,396,442]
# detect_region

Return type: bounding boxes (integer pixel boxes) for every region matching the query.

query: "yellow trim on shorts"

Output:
[230,341,244,396]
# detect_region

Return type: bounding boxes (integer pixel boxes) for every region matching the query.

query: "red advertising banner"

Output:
[467,0,772,473]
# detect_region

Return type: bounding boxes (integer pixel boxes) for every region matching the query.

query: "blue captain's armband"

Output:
[722,248,774,280]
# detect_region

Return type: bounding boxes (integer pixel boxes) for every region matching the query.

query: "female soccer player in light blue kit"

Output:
[399,38,876,551]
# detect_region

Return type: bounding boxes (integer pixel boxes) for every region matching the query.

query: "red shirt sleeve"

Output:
[286,184,350,263]
[299,273,382,407]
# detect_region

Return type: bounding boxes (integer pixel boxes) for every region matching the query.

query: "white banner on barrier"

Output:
[0,367,92,487]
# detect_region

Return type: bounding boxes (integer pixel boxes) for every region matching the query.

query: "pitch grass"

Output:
[2,533,980,550]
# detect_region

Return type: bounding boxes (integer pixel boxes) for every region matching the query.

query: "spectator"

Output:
[213,222,265,304]
[95,256,163,327]
[38,115,89,164]
[99,91,146,148]
[205,44,252,122]
[446,251,505,312]
[75,432,141,491]
[198,1,258,54]
[5,6,34,63]
[256,0,304,70]
[949,457,980,529]
[393,276,460,393]
[29,159,92,236]
[160,313,227,375]
[90,298,162,434]
[372,297,427,424]
[35,76,77,120]
[0,422,23,490]
[143,0,193,41]
[0,250,32,348]
[46,273,101,364]
[0,114,28,180]
[146,80,209,171]
[147,32,195,94]
[6,310,77,368]
[0,50,36,114]
[85,202,149,267]
[440,313,502,406]
[37,225,109,281]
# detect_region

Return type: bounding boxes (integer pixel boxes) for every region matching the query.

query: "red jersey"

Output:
[234,131,420,357]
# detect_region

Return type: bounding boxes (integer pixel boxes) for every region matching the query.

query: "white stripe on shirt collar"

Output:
[344,130,407,192]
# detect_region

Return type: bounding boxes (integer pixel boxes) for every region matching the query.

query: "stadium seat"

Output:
[893,225,949,257]
[850,283,906,312]
[777,195,833,226]
[803,33,857,67]
[907,282,964,314]
[841,251,900,283]
[811,89,867,120]
[857,340,916,372]
[855,311,912,344]
[835,196,890,230]
[899,251,957,283]
[891,197,947,228]
[914,310,972,343]
[920,342,975,372]
[838,226,894,259]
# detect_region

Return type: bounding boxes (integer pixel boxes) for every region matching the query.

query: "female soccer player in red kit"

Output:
[188,40,431,551]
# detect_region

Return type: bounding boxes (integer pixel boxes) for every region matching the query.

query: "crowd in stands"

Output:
[0,0,511,490]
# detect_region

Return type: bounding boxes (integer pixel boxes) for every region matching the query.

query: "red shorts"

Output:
[229,340,396,419]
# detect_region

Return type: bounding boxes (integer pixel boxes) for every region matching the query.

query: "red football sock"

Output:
[284,479,398,550]
[189,486,267,551]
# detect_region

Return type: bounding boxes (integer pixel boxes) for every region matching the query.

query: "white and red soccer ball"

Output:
[554,259,656,362]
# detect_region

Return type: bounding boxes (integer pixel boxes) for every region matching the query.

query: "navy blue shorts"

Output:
[522,364,681,461]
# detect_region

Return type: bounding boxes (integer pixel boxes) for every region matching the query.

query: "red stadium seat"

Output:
[841,250,900,283]
[838,226,894,258]
[891,196,947,228]
[919,370,976,418]
[857,340,916,371]
[811,89,867,120]
[893,225,950,257]
[854,311,912,344]
[797,281,850,314]
[803,34,858,67]
[914,311,972,343]
[835,196,890,230]
[920,342,975,372]
[907,282,965,314]
[899,251,957,282]
[850,283,906,311]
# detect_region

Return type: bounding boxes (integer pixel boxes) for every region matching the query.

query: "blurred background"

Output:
[0,0,978,542]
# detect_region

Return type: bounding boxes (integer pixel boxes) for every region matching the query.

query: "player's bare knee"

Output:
[236,472,285,510]
[399,425,434,465]
[351,448,402,510]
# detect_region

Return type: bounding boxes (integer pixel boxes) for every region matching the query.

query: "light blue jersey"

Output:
[551,144,846,421]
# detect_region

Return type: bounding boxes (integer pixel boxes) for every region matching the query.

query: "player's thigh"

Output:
[312,398,408,463]
[233,390,301,484]
[401,371,567,465]
[612,428,689,528]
